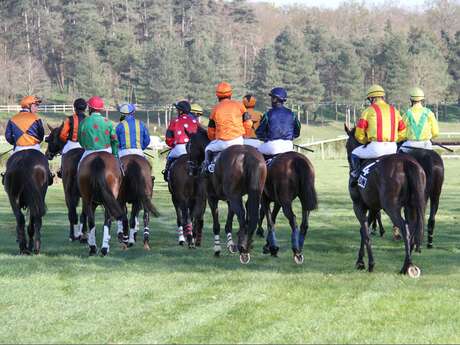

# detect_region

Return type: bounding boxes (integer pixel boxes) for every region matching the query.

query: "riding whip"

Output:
[431,141,454,153]
[293,144,314,153]
[159,148,172,155]
[0,148,13,158]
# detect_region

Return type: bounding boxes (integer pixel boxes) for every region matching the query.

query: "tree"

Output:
[335,45,364,103]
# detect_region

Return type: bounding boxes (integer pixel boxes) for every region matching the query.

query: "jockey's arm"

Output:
[207,110,216,140]
[109,125,119,158]
[293,115,301,139]
[5,120,15,145]
[396,111,406,142]
[355,113,369,145]
[59,118,71,143]
[141,123,151,150]
[430,111,439,139]
[165,121,175,147]
[255,112,268,141]
[242,112,253,137]
[34,119,45,142]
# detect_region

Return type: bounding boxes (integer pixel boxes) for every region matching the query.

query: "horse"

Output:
[344,125,426,277]
[4,150,51,254]
[78,152,125,256]
[117,154,160,250]
[168,154,206,248]
[45,125,87,242]
[259,151,318,264]
[187,127,267,264]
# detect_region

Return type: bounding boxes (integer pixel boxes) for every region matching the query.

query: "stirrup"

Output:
[1,172,5,186]
[161,169,168,182]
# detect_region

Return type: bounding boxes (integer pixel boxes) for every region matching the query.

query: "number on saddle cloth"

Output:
[357,159,379,189]
[208,152,221,174]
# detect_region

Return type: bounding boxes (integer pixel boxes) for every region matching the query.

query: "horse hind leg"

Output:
[227,197,250,264]
[224,204,237,254]
[352,202,370,271]
[262,197,279,257]
[66,192,80,242]
[79,209,88,244]
[86,202,97,256]
[128,203,141,247]
[32,216,42,255]
[427,195,440,249]
[208,197,221,257]
[281,202,304,264]
[142,207,150,251]
[12,204,28,255]
[100,209,112,256]
[27,216,34,252]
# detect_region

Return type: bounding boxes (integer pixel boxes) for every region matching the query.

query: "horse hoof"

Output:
[407,265,421,278]
[100,247,109,256]
[128,242,134,248]
[256,228,264,238]
[120,243,128,251]
[293,254,304,265]
[214,251,220,257]
[270,246,279,257]
[178,240,185,246]
[427,243,433,249]
[239,253,251,264]
[262,244,270,254]
[227,244,237,254]
[143,242,151,251]
[355,262,365,270]
[20,249,31,255]
[392,226,401,240]
[89,246,97,256]
[117,233,124,243]
[79,236,88,244]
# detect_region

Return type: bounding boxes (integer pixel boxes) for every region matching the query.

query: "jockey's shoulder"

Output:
[11,111,40,123]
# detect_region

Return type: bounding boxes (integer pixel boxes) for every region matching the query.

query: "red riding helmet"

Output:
[87,96,104,110]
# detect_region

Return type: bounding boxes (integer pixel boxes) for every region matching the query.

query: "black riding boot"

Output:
[162,159,172,182]
[57,168,62,179]
[201,151,213,177]
[48,172,54,186]
[1,172,5,186]
[350,155,361,178]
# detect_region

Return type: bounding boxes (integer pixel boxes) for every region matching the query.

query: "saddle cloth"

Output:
[358,159,379,189]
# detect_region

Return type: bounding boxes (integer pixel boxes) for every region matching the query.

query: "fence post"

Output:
[306,110,309,126]
[147,110,150,128]
[335,102,338,121]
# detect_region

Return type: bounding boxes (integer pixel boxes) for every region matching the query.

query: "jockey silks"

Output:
[5,110,44,147]
[59,111,86,142]
[403,103,439,141]
[116,115,150,150]
[244,107,263,139]
[256,104,300,141]
[355,99,406,144]
[77,113,119,157]
[165,114,198,147]
[208,99,252,141]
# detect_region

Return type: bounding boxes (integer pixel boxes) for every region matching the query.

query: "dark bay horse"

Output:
[261,151,318,264]
[345,125,426,277]
[168,154,206,248]
[45,125,87,242]
[78,152,125,256]
[4,150,51,254]
[187,127,267,264]
[117,154,160,250]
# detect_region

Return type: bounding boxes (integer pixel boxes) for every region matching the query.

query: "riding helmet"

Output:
[20,95,42,108]
[118,103,136,115]
[73,98,87,111]
[87,96,104,110]
[174,100,191,114]
[216,82,232,98]
[269,87,287,102]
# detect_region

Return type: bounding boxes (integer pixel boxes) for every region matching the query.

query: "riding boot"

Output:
[201,151,213,177]
[48,172,54,186]
[350,154,361,179]
[162,158,173,182]
[57,168,62,179]
[1,172,5,186]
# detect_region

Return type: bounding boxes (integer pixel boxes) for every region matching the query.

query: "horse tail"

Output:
[90,157,124,219]
[247,160,265,233]
[404,159,426,250]
[6,159,46,218]
[126,160,160,217]
[295,156,318,211]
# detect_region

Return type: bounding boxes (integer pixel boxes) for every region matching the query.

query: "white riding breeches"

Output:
[62,141,82,155]
[400,140,432,152]
[243,138,262,149]
[205,136,244,153]
[119,148,144,158]
[78,147,112,170]
[258,139,293,155]
[168,144,187,159]
[11,144,41,155]
[352,141,397,159]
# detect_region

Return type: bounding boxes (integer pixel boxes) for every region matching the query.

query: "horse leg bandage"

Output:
[184,223,193,237]
[88,227,96,246]
[226,232,234,248]
[129,229,136,244]
[73,224,82,238]
[291,229,300,251]
[299,233,305,249]
[102,225,111,250]
[214,235,221,252]
[267,230,278,248]
[117,220,123,234]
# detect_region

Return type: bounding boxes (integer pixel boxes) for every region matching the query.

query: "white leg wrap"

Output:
[102,225,111,250]
[129,229,136,244]
[177,226,185,243]
[74,224,82,238]
[135,217,139,231]
[88,227,96,246]
[117,220,123,234]
[214,235,221,252]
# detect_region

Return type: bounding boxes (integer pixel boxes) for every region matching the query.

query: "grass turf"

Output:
[0,158,459,343]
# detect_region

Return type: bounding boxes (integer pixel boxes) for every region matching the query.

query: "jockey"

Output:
[350,84,406,178]
[115,103,150,158]
[77,96,118,165]
[163,100,199,182]
[256,87,300,157]
[242,94,263,148]
[5,96,44,154]
[190,103,203,122]
[202,82,252,174]
[56,98,87,177]
[400,87,439,152]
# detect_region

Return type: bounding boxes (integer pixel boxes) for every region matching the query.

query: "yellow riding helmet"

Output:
[190,103,203,116]
[409,87,425,101]
[366,84,385,98]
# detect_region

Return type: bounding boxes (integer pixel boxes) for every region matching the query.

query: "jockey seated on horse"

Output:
[163,100,199,182]
[190,103,204,122]
[400,87,439,153]
[350,84,406,180]
[202,82,252,176]
[77,96,119,167]
[256,87,301,161]
[56,98,87,178]
[242,94,263,149]
[3,95,53,185]
[115,103,150,158]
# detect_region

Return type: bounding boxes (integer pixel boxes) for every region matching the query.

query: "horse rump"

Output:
[294,155,318,211]
[89,157,124,219]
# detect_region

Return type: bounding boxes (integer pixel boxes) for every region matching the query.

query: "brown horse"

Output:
[117,154,160,250]
[167,154,206,247]
[187,127,267,263]
[345,125,426,276]
[45,125,87,242]
[260,151,318,264]
[78,152,125,256]
[4,150,51,254]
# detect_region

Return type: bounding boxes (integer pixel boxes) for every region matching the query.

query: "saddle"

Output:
[263,154,280,167]
[357,159,379,189]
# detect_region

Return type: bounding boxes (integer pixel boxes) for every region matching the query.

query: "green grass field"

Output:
[0,158,460,343]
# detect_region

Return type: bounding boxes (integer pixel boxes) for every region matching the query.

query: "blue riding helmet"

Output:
[118,103,136,115]
[269,87,288,102]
